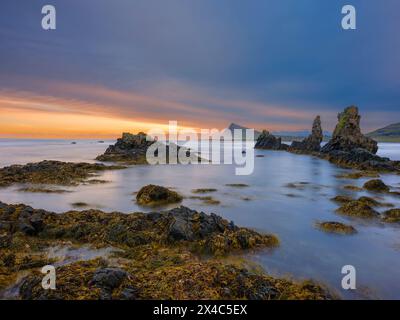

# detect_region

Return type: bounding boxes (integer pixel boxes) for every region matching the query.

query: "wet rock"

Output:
[290,116,323,152]
[316,221,357,235]
[167,206,233,241]
[136,184,183,206]
[90,268,128,291]
[119,286,138,300]
[317,107,400,172]
[336,200,379,218]
[255,130,289,150]
[322,106,377,154]
[96,132,199,164]
[382,209,400,223]
[363,179,390,192]
[0,160,124,187]
[96,132,153,164]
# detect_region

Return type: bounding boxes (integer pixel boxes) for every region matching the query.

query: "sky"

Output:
[0,0,399,138]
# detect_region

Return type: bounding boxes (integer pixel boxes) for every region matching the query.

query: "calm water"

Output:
[0,139,400,299]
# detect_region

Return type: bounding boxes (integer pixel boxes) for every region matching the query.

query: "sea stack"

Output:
[320,106,399,171]
[290,116,323,153]
[254,130,288,150]
[321,106,378,154]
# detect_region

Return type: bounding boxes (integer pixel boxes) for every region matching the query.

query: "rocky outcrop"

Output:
[290,116,323,152]
[322,106,378,154]
[136,185,183,206]
[96,132,201,164]
[255,130,289,150]
[96,132,154,164]
[319,106,400,172]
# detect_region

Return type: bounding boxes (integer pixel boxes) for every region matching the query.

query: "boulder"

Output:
[136,185,183,206]
[255,130,289,150]
[290,116,323,152]
[166,206,235,241]
[90,268,128,291]
[363,179,390,192]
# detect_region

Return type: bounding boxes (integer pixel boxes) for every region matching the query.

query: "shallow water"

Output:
[0,139,400,299]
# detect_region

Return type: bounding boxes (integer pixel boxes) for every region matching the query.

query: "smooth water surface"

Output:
[0,139,399,299]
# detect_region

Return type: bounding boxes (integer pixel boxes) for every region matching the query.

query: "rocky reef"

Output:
[290,116,323,153]
[254,130,289,150]
[96,132,200,164]
[136,185,183,206]
[0,201,335,300]
[0,161,124,187]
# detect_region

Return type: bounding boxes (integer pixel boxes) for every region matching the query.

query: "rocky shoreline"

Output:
[256,106,400,173]
[0,201,337,300]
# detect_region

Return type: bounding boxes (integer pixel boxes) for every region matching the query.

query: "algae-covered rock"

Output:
[321,106,377,154]
[316,221,357,235]
[0,160,124,187]
[363,179,390,192]
[336,200,379,218]
[136,185,183,206]
[330,195,353,204]
[382,209,400,223]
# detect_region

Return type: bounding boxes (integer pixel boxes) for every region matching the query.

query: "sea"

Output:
[0,139,399,299]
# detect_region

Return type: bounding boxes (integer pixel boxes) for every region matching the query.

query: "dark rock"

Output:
[19,276,42,300]
[96,132,153,164]
[290,116,323,152]
[18,222,36,236]
[119,286,138,300]
[255,130,288,150]
[167,206,236,241]
[321,106,378,154]
[96,132,199,164]
[90,268,128,291]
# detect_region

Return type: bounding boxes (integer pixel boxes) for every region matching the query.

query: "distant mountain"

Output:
[367,123,400,142]
[225,123,261,140]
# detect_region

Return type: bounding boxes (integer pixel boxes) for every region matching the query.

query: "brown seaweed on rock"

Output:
[0,160,125,187]
[136,185,183,206]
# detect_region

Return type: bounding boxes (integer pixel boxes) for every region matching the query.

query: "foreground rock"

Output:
[255,130,289,150]
[96,132,200,164]
[136,185,183,206]
[290,116,323,153]
[0,161,124,187]
[0,201,335,300]
[320,106,399,171]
